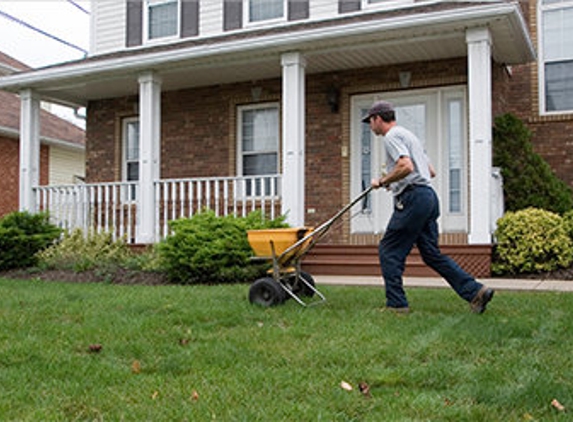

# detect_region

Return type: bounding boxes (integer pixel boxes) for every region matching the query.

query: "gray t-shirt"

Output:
[384,125,432,196]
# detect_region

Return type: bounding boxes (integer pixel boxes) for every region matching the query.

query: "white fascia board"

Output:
[0,2,532,92]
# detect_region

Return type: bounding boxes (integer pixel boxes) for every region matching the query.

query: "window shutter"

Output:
[288,0,309,21]
[339,0,361,14]
[181,0,199,38]
[223,0,243,31]
[126,0,143,47]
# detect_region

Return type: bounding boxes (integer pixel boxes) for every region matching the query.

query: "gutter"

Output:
[0,2,534,92]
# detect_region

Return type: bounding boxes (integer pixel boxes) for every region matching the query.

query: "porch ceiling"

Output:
[0,2,535,108]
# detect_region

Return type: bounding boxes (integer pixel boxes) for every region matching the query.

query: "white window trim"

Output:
[143,0,180,44]
[236,102,281,199]
[243,0,287,28]
[537,0,573,115]
[236,102,280,177]
[122,117,140,201]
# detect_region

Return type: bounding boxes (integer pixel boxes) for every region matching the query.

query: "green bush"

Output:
[36,229,132,272]
[157,210,288,284]
[492,208,573,275]
[0,211,62,271]
[563,210,573,240]
[493,113,573,215]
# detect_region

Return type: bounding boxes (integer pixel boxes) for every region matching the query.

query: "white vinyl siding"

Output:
[49,147,86,186]
[200,1,224,38]
[311,0,339,19]
[90,0,431,55]
[91,0,126,55]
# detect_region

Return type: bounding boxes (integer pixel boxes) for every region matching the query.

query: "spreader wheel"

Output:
[291,271,316,297]
[249,277,286,307]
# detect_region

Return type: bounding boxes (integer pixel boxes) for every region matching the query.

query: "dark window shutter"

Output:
[126,0,143,47]
[288,0,309,21]
[181,0,199,38]
[339,0,361,14]
[223,0,242,31]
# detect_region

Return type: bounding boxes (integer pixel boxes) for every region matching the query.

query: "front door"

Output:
[350,87,467,235]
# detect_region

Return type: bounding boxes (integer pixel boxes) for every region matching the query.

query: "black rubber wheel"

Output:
[249,277,286,307]
[290,271,316,297]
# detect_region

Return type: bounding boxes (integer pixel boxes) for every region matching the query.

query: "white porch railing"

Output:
[33,175,282,244]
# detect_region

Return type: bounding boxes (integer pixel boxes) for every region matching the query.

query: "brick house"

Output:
[0,52,85,218]
[1,0,568,277]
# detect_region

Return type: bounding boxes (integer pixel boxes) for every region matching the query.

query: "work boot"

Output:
[470,286,494,314]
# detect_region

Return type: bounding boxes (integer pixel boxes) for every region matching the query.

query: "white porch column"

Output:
[466,27,493,244]
[281,52,306,227]
[19,89,41,212]
[137,71,162,243]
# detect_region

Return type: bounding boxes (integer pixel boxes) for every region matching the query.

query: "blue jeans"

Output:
[378,185,483,308]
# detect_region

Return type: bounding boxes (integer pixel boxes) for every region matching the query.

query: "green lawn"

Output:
[0,277,571,421]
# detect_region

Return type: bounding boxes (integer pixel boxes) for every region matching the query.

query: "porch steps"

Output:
[302,244,492,278]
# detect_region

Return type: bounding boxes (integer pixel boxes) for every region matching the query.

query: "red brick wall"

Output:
[0,135,49,218]
[501,0,573,189]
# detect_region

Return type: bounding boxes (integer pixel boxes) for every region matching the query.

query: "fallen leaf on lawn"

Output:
[358,382,371,398]
[151,391,159,400]
[340,381,353,391]
[191,390,199,401]
[523,413,535,421]
[131,360,141,374]
[551,398,565,411]
[88,344,102,353]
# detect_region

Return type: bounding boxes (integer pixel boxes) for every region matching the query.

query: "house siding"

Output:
[91,0,417,56]
[92,0,126,55]
[48,147,86,185]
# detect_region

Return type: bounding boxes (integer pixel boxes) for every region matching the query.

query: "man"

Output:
[363,100,494,314]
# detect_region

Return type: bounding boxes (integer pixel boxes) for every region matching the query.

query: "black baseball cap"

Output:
[361,100,394,123]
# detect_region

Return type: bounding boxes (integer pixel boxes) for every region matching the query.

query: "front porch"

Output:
[33,174,493,277]
[34,174,281,244]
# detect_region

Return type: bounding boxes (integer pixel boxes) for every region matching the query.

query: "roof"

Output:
[0,52,84,149]
[0,1,535,108]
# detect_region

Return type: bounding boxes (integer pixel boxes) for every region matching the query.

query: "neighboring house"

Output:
[0,52,85,218]
[1,0,569,277]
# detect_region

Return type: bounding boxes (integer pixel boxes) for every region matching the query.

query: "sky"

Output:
[0,0,91,68]
[0,0,91,125]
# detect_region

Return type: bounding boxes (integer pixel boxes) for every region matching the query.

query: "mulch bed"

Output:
[0,268,170,286]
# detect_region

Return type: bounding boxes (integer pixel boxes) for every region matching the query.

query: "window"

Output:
[123,118,140,200]
[247,0,285,23]
[147,0,178,40]
[539,0,573,113]
[447,99,463,213]
[238,104,280,195]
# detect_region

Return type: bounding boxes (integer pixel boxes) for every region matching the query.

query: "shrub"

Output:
[36,229,132,272]
[492,208,573,275]
[156,210,288,284]
[493,113,573,214]
[0,211,62,271]
[563,210,573,241]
